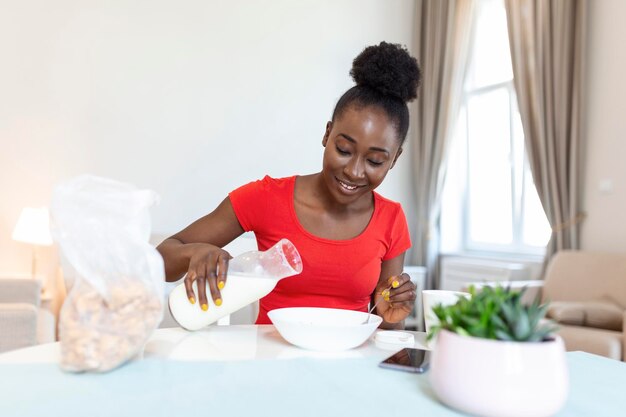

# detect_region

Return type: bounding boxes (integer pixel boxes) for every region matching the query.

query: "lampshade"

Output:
[12,207,53,246]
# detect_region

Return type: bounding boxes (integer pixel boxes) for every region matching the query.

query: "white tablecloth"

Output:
[1,326,625,416]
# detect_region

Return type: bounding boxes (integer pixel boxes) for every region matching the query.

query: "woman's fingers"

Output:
[185,267,210,310]
[206,252,223,306]
[388,274,415,293]
[184,271,196,304]
[196,274,208,311]
[375,274,416,323]
[216,252,229,291]
[185,246,232,311]
[390,283,416,298]
[387,273,411,289]
[387,273,416,306]
[389,290,416,305]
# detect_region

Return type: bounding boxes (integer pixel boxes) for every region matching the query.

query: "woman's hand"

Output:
[374,273,416,324]
[183,243,232,311]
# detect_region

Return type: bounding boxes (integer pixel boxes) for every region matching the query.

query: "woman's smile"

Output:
[336,177,364,193]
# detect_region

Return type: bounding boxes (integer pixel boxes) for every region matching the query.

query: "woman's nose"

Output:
[344,157,365,180]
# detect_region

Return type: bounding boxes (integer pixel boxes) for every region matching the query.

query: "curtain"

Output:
[411,0,475,289]
[505,0,587,265]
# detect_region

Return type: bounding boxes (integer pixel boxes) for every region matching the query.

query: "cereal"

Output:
[59,280,163,373]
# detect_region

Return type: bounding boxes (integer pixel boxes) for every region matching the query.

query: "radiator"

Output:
[440,257,531,291]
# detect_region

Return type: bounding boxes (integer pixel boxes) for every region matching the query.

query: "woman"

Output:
[158,41,421,329]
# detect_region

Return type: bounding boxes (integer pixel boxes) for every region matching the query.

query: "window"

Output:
[441,0,551,256]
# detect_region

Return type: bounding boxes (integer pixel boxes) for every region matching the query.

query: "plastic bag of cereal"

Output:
[50,175,164,372]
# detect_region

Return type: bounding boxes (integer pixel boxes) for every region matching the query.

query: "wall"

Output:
[582,0,626,251]
[0,0,418,280]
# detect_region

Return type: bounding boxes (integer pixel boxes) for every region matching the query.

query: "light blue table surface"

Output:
[1,351,624,417]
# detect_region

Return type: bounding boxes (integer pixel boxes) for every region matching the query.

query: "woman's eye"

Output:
[368,160,384,166]
[336,147,350,155]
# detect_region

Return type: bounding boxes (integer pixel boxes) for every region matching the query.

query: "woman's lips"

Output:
[336,177,363,194]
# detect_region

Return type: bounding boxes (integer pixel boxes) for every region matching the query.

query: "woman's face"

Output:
[321,105,402,206]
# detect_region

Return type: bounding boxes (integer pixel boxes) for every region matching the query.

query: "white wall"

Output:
[0,0,417,277]
[582,0,626,251]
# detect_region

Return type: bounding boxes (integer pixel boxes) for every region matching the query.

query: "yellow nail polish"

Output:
[201,303,208,311]
[384,295,390,302]
[381,289,390,298]
[189,297,196,304]
[218,281,225,290]
[392,280,400,288]
[215,298,222,307]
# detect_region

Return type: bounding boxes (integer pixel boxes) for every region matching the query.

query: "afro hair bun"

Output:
[350,41,421,103]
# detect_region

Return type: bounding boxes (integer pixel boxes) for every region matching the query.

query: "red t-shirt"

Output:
[228,176,411,324]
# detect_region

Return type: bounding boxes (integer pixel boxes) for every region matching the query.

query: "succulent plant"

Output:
[428,285,557,342]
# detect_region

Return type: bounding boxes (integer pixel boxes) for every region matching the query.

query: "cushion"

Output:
[557,325,623,360]
[547,301,623,331]
[547,302,585,326]
[583,301,623,331]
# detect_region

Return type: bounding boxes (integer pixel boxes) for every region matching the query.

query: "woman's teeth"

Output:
[339,180,357,190]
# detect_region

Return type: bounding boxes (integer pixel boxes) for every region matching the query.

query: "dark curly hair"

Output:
[331,41,421,145]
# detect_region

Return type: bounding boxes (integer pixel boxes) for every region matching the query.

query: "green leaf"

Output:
[426,283,556,343]
[460,315,481,327]
[490,313,507,329]
[495,329,514,341]
[455,327,471,337]
[513,312,531,341]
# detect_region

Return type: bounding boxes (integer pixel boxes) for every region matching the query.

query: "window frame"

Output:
[457,39,547,256]
[440,0,550,259]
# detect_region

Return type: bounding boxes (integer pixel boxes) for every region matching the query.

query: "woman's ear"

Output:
[390,146,403,169]
[322,121,332,147]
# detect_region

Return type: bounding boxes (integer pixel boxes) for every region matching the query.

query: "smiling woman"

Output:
[157,42,422,329]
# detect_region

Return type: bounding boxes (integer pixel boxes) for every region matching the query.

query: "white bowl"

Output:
[268,307,383,351]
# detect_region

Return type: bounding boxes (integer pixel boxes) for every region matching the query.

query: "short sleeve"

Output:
[228,176,272,232]
[382,205,412,261]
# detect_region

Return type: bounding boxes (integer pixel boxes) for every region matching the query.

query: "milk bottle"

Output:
[168,238,302,330]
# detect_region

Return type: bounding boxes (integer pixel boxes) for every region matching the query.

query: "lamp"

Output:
[12,207,53,278]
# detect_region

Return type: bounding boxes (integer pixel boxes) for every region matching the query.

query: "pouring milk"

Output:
[168,238,303,330]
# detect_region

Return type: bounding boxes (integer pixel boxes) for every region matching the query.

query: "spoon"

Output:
[364,285,392,324]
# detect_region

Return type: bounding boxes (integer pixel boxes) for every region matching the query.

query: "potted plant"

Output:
[427,285,568,417]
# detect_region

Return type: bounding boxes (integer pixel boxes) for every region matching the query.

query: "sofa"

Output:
[537,251,626,361]
[0,278,56,353]
[470,251,625,361]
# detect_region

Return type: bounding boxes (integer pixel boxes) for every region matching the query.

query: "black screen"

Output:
[381,348,430,369]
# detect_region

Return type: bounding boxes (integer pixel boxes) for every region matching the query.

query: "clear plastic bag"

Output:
[50,175,164,372]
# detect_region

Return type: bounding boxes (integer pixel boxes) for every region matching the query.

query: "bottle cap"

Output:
[375,331,415,345]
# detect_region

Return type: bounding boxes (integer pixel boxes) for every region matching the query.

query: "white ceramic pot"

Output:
[430,330,568,417]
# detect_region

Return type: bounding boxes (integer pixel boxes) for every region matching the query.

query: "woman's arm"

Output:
[157,197,244,307]
[373,252,417,330]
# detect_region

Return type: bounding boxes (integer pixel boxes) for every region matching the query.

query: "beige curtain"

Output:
[505,0,587,265]
[411,0,475,289]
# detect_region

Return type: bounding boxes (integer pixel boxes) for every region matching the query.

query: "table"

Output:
[1,326,625,416]
[0,325,429,364]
